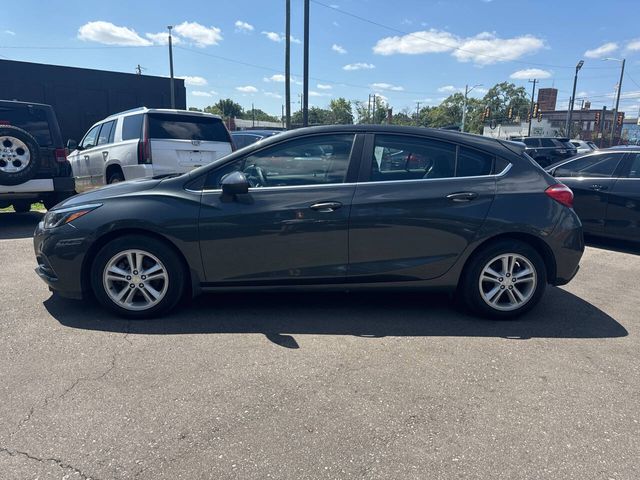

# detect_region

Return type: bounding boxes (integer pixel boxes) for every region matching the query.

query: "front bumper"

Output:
[33,220,90,299]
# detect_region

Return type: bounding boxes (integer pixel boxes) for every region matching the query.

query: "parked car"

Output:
[570,139,598,154]
[231,129,281,149]
[510,136,577,167]
[34,126,583,319]
[546,149,640,243]
[67,108,233,193]
[0,100,75,212]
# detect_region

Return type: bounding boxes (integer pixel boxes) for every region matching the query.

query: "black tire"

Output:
[107,171,125,184]
[0,125,41,186]
[459,240,547,320]
[90,235,185,319]
[12,200,31,213]
[43,192,73,210]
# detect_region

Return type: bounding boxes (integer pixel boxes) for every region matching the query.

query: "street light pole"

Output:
[285,0,291,129]
[611,58,625,145]
[302,0,310,127]
[461,83,482,133]
[565,59,584,137]
[527,78,538,137]
[167,25,175,109]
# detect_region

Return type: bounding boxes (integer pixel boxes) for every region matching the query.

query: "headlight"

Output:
[43,203,102,229]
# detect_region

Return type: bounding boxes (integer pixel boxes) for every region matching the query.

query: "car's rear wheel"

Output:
[460,240,546,319]
[91,235,185,318]
[12,200,31,213]
[107,171,125,184]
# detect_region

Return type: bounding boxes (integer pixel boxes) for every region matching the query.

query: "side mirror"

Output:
[221,171,250,196]
[67,139,78,151]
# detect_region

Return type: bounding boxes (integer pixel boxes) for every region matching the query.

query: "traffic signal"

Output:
[537,111,543,122]
[483,106,491,121]
[594,111,601,128]
[507,106,513,119]
[532,102,539,117]
[617,112,624,127]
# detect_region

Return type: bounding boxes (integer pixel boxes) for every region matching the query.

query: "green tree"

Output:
[241,108,279,122]
[203,105,223,116]
[212,98,244,118]
[354,96,388,124]
[481,82,530,125]
[328,98,354,124]
[292,107,331,126]
[188,107,203,112]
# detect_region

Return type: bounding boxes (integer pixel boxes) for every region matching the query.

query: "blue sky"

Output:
[2,0,640,117]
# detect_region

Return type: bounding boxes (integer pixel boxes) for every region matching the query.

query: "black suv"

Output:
[0,100,75,212]
[511,137,577,167]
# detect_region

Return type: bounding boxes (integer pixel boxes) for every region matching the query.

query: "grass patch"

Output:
[0,202,46,213]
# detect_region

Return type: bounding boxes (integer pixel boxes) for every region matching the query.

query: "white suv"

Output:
[67,108,233,192]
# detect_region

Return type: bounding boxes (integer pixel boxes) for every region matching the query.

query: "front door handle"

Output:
[84,155,90,162]
[589,184,608,191]
[446,192,478,202]
[310,201,342,212]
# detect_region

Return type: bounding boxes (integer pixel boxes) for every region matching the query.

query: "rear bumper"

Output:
[121,164,155,180]
[548,209,585,286]
[0,177,75,194]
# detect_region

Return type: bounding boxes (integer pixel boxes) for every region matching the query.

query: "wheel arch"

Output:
[81,228,197,299]
[105,162,124,182]
[461,232,557,284]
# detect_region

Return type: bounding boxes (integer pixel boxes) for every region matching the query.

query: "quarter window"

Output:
[457,147,494,177]
[554,154,623,178]
[206,134,355,189]
[122,114,143,141]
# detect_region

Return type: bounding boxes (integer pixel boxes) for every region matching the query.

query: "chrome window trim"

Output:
[192,163,512,194]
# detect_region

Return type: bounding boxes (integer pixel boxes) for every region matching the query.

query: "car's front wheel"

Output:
[91,235,185,318]
[460,240,547,319]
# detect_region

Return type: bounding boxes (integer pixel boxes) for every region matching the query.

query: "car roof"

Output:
[0,99,53,109]
[102,107,223,122]
[232,129,281,136]
[607,145,640,151]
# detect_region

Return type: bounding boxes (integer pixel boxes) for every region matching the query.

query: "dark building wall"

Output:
[0,59,186,142]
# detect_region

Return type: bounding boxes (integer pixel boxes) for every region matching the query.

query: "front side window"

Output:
[554,153,624,178]
[206,134,355,188]
[370,135,456,181]
[80,124,101,150]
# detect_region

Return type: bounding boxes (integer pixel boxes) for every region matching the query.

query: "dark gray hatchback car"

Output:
[34,125,584,319]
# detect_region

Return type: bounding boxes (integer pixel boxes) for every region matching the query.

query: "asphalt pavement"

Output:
[0,211,638,480]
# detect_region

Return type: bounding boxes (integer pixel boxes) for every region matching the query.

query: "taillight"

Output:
[137,116,152,164]
[545,183,574,208]
[54,148,67,163]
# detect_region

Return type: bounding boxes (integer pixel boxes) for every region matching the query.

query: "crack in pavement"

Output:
[0,446,100,480]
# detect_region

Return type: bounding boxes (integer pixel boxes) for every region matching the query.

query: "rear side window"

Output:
[148,113,230,142]
[122,114,143,141]
[0,106,52,146]
[457,147,494,177]
[626,153,640,178]
[97,120,115,145]
[541,138,556,148]
[523,138,539,147]
[555,153,624,178]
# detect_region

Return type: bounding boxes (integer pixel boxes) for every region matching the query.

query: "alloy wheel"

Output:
[478,253,537,312]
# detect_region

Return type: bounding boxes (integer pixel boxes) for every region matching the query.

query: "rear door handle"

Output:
[589,184,608,191]
[310,201,342,212]
[102,151,109,158]
[83,155,90,161]
[446,192,478,202]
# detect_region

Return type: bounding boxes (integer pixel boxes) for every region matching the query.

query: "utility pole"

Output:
[461,84,482,133]
[527,78,538,137]
[367,94,372,123]
[281,104,285,128]
[565,59,584,137]
[167,25,175,109]
[599,106,607,148]
[372,94,377,124]
[415,102,421,126]
[610,58,625,146]
[252,102,255,127]
[285,0,291,129]
[135,64,144,75]
[302,0,310,126]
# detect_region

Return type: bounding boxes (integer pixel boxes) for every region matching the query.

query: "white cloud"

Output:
[236,85,258,93]
[371,82,404,91]
[343,62,375,71]
[584,42,618,59]
[262,31,282,42]
[192,91,212,97]
[373,29,545,65]
[332,21,340,27]
[317,83,333,90]
[264,74,286,82]
[332,44,347,54]
[437,85,459,93]
[3,30,15,36]
[264,91,282,98]
[290,36,301,44]
[145,32,181,45]
[173,21,222,47]
[180,75,208,86]
[309,90,331,97]
[510,68,552,79]
[78,21,152,46]
[235,20,254,32]
[626,39,640,51]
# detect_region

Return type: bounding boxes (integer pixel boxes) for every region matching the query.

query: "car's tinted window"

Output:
[627,153,640,178]
[555,153,624,178]
[0,106,52,146]
[369,135,456,181]
[233,134,258,149]
[206,134,354,188]
[541,138,556,148]
[122,114,143,141]
[97,120,115,145]
[523,138,539,147]
[457,147,494,177]
[148,113,230,142]
[80,124,101,150]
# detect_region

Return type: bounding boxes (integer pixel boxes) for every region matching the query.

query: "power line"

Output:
[311,0,620,70]
[0,45,162,50]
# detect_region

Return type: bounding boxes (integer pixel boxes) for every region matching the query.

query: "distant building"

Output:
[0,59,186,142]
[537,88,558,112]
[622,118,640,144]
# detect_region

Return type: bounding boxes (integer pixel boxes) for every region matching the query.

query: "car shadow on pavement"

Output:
[585,236,640,256]
[45,286,628,348]
[0,211,43,239]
